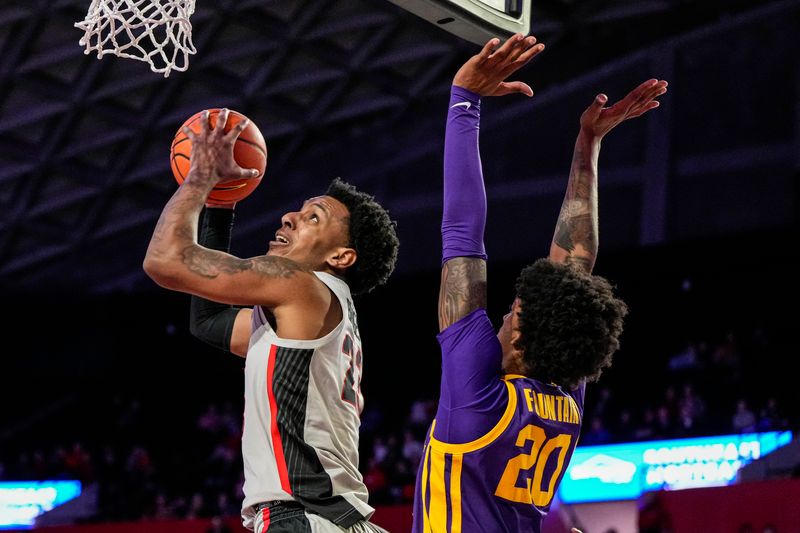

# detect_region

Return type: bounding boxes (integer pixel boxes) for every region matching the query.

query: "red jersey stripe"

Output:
[267,343,292,494]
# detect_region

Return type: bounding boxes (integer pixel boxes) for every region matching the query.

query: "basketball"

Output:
[170,109,267,203]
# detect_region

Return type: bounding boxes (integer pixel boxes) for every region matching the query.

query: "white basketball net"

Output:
[74,0,197,77]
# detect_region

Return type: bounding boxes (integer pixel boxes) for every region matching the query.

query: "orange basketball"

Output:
[170,109,267,203]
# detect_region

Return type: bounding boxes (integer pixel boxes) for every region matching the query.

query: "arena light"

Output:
[0,481,82,530]
[558,431,793,504]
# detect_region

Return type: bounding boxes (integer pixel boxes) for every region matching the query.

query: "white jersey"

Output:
[240,272,372,530]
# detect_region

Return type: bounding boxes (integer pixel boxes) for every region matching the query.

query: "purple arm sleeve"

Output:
[441,85,487,265]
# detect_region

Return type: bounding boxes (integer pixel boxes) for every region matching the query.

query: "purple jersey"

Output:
[412,310,585,533]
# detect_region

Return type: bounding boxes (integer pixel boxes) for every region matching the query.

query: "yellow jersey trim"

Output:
[428,449,448,530]
[450,454,463,533]
[428,378,517,454]
[421,441,431,533]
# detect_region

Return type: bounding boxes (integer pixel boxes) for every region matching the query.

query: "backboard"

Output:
[387,0,532,45]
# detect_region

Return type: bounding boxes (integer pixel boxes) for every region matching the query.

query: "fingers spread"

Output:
[199,110,211,132]
[216,108,230,133]
[488,33,523,63]
[227,118,250,141]
[499,38,544,79]
[477,38,500,63]
[505,34,531,63]
[514,41,544,65]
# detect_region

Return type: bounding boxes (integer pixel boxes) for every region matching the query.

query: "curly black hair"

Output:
[325,178,399,295]
[514,259,628,390]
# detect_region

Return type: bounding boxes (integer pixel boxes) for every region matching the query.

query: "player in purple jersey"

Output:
[412,34,667,532]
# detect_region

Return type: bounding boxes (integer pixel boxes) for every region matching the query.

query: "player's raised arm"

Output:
[143,109,329,310]
[439,34,545,331]
[549,79,668,273]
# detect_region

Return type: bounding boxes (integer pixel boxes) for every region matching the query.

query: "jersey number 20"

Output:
[494,424,572,506]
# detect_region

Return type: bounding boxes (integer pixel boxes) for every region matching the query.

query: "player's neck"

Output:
[502,352,527,376]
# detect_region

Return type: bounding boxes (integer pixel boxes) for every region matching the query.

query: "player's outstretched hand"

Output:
[183,108,260,185]
[453,34,545,97]
[580,79,668,139]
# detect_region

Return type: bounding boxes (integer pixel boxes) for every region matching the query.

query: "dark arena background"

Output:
[1,1,798,532]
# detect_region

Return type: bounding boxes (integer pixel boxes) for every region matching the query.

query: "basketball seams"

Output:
[235,136,268,157]
[171,153,190,181]
[171,135,191,151]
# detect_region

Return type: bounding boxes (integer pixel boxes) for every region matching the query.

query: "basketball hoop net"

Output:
[74,0,197,77]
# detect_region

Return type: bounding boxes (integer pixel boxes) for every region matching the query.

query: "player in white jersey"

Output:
[144,109,399,532]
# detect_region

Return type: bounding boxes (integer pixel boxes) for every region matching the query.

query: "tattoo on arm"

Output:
[554,209,596,253]
[564,254,593,272]
[552,140,598,273]
[181,247,304,280]
[147,179,212,259]
[438,258,487,331]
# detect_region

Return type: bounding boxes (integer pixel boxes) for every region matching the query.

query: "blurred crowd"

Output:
[580,328,791,447]
[0,326,794,521]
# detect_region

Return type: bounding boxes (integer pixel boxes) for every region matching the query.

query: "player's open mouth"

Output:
[270,232,290,247]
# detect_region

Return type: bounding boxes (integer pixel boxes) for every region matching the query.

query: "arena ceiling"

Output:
[0,0,795,294]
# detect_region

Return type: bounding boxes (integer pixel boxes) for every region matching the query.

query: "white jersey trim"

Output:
[251,272,346,350]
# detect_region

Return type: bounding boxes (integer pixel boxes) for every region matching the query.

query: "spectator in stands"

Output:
[184,492,207,520]
[653,405,675,439]
[634,407,657,441]
[363,457,389,503]
[197,404,222,433]
[676,383,706,436]
[732,399,757,433]
[401,430,423,470]
[593,387,614,421]
[614,408,636,442]
[151,492,175,520]
[214,491,239,517]
[668,341,703,373]
[675,402,698,437]
[206,515,233,533]
[64,442,93,483]
[678,384,706,421]
[372,436,390,464]
[662,385,679,421]
[757,397,788,432]
[582,416,613,445]
[712,330,742,384]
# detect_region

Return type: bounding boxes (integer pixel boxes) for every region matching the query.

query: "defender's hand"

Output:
[183,108,260,185]
[580,79,668,139]
[453,34,545,97]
